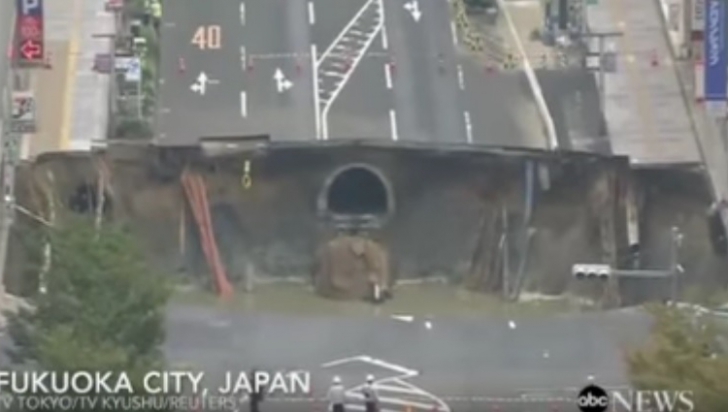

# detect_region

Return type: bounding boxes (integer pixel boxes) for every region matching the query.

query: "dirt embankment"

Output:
[5,147,723,302]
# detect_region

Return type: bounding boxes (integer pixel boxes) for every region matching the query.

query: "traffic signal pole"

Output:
[573,227,683,302]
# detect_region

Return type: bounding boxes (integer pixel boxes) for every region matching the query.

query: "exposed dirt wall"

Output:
[12,146,719,300]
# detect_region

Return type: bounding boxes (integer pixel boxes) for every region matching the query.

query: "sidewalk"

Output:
[24,0,112,159]
[646,0,728,237]
[671,48,728,233]
[587,0,699,166]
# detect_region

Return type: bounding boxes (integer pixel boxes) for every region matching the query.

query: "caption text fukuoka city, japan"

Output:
[0,369,311,411]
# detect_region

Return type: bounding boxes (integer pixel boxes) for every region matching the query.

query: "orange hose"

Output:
[190,173,233,299]
[181,172,232,298]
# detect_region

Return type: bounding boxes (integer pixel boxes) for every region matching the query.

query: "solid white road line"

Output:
[464,111,472,143]
[457,65,464,90]
[308,1,315,25]
[450,21,458,46]
[240,2,245,25]
[389,109,399,141]
[240,91,247,117]
[384,64,392,89]
[311,43,322,140]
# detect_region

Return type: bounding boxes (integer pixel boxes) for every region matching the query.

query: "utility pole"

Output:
[0,92,18,296]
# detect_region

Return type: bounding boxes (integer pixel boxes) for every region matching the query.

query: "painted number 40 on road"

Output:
[191,25,222,50]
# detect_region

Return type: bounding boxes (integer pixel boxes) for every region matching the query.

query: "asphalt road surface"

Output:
[157,0,549,149]
[165,305,651,412]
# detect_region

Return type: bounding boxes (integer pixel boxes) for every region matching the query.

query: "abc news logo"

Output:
[577,384,694,412]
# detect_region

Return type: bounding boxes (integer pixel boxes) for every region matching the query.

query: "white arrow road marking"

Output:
[389,109,398,141]
[240,91,247,117]
[321,355,450,412]
[384,63,392,89]
[240,2,245,25]
[457,64,464,90]
[404,0,421,21]
[463,111,472,143]
[274,68,294,93]
[308,1,315,25]
[321,355,371,368]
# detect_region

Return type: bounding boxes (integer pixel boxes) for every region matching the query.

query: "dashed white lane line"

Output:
[389,109,399,141]
[456,64,464,90]
[463,111,472,143]
[308,1,315,25]
[381,26,389,49]
[450,21,457,46]
[384,63,393,89]
[240,91,247,117]
[240,45,246,71]
[240,2,245,25]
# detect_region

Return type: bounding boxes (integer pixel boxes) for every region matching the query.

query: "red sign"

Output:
[105,0,122,11]
[19,39,43,60]
[20,16,42,40]
[15,0,45,65]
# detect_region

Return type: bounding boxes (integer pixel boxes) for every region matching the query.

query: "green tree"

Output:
[5,218,171,409]
[625,304,728,411]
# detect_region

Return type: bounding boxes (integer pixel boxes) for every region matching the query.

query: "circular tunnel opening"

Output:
[326,166,389,216]
[68,183,113,215]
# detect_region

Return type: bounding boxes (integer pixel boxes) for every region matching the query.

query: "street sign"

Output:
[15,0,45,67]
[125,58,142,82]
[111,56,142,81]
[704,0,726,106]
[93,53,113,74]
[10,91,37,133]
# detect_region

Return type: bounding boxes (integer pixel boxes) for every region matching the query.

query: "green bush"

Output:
[5,219,170,411]
[626,304,728,411]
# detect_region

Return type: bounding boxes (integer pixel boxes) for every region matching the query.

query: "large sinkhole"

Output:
[326,165,390,216]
